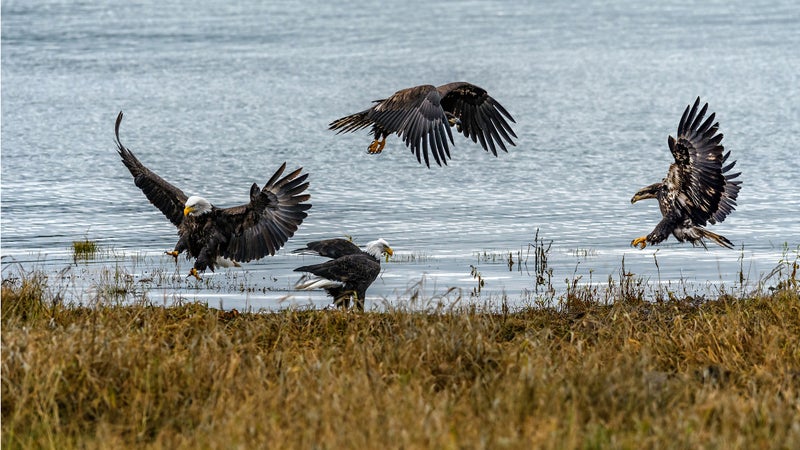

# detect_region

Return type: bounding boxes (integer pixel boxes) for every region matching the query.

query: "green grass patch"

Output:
[72,238,98,261]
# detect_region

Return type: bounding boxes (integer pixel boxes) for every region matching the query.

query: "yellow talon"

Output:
[367,138,386,154]
[165,250,179,263]
[631,236,648,249]
[188,268,201,280]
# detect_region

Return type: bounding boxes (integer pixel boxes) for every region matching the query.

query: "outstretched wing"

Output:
[438,82,517,157]
[292,238,362,260]
[709,150,741,224]
[667,97,727,226]
[329,84,455,167]
[220,163,311,262]
[115,111,188,227]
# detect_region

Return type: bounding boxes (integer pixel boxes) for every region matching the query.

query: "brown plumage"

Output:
[114,111,312,278]
[293,238,393,310]
[329,82,517,167]
[630,98,741,249]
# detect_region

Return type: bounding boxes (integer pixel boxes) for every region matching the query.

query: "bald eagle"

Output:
[114,112,312,279]
[631,98,741,249]
[293,238,394,310]
[329,82,517,167]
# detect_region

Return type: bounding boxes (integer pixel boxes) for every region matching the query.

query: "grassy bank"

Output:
[2,267,799,449]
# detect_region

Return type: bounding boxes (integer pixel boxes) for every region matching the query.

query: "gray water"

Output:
[2,0,799,310]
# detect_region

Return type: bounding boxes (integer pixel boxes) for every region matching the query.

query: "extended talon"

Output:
[367,138,386,154]
[165,250,179,263]
[631,236,648,249]
[188,268,201,280]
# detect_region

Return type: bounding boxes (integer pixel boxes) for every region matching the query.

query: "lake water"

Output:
[2,0,799,310]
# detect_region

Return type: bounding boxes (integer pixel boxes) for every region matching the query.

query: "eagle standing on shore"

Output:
[114,112,312,279]
[293,238,394,310]
[630,98,741,249]
[329,82,517,167]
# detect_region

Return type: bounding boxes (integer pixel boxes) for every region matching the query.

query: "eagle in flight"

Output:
[329,82,517,167]
[631,98,741,249]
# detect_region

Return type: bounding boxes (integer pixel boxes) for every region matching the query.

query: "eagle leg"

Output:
[631,236,648,249]
[165,250,180,263]
[367,138,386,154]
[188,268,202,280]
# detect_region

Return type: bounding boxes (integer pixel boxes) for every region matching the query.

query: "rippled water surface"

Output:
[3,0,799,309]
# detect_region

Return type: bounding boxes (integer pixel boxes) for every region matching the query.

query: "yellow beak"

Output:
[183,206,193,216]
[385,247,394,262]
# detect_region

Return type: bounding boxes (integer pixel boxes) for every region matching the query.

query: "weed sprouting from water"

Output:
[469,264,484,297]
[529,228,553,292]
[72,238,98,262]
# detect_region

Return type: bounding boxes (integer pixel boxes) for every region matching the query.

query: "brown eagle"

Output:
[631,98,741,249]
[114,112,312,279]
[293,238,393,310]
[329,82,517,167]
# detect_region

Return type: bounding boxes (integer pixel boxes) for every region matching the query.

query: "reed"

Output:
[2,261,799,449]
[71,238,99,262]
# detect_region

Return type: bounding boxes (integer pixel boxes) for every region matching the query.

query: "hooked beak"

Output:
[385,247,394,262]
[184,206,193,216]
[630,191,655,204]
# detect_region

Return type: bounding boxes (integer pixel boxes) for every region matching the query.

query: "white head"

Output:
[184,196,212,217]
[364,238,393,260]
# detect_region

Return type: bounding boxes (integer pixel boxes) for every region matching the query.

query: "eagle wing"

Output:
[667,97,728,226]
[221,163,311,262]
[329,84,455,167]
[294,253,380,285]
[437,82,517,157]
[292,238,363,260]
[115,112,188,227]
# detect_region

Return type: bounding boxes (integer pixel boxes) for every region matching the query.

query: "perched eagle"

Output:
[329,82,517,167]
[114,112,312,279]
[293,238,394,310]
[631,98,741,249]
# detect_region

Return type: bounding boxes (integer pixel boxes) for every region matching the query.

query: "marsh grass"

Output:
[2,259,799,449]
[71,239,98,262]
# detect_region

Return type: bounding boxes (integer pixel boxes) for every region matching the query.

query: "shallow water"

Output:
[2,0,799,309]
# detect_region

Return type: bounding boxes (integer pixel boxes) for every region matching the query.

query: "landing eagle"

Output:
[631,98,741,249]
[293,238,393,310]
[329,82,517,167]
[114,112,312,279]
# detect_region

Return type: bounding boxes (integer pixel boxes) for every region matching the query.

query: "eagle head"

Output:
[365,238,394,261]
[184,196,212,216]
[631,183,662,204]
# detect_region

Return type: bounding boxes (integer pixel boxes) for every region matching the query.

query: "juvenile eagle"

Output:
[293,238,394,310]
[631,98,741,249]
[329,82,517,167]
[114,112,311,279]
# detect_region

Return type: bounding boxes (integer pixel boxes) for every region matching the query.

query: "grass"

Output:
[2,259,799,449]
[71,238,99,262]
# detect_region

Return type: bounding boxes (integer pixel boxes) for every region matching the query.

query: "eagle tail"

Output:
[700,229,734,249]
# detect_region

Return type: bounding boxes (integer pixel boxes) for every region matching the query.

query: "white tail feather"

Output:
[215,257,241,268]
[295,276,344,291]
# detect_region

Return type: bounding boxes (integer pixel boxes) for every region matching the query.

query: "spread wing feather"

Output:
[438,82,517,157]
[667,97,731,226]
[221,164,311,262]
[114,112,188,227]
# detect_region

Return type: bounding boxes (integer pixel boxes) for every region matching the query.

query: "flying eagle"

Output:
[329,82,517,167]
[631,98,741,249]
[293,238,394,310]
[114,112,312,279]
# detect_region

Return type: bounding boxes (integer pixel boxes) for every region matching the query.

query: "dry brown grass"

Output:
[2,266,799,449]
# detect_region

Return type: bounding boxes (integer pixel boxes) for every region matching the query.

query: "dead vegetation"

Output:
[2,259,799,449]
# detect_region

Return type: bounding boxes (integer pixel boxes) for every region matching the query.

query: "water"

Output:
[2,0,799,310]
